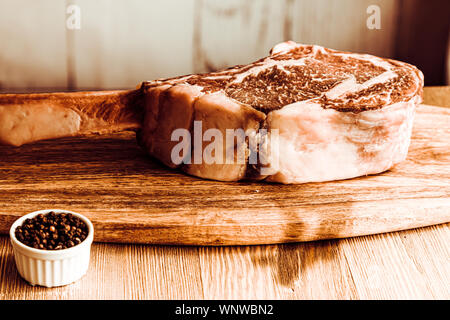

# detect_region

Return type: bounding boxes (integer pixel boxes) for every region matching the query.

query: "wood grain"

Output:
[71,0,197,89]
[0,223,448,299]
[0,104,448,245]
[193,0,397,74]
[423,86,450,108]
[341,224,450,299]
[0,0,400,90]
[0,0,68,89]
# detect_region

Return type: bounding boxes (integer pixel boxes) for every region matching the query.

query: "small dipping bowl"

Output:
[9,209,94,287]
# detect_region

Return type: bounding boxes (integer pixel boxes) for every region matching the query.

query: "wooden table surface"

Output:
[0,87,449,300]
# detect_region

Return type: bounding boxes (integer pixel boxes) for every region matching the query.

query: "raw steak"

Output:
[138,41,423,183]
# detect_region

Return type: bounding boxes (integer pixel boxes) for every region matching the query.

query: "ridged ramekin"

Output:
[9,209,94,287]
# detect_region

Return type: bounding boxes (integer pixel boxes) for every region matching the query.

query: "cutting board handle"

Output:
[0,88,144,146]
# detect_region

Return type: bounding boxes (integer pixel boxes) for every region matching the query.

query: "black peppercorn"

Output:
[15,212,88,250]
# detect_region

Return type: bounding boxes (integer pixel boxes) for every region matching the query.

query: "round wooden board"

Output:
[0,104,449,245]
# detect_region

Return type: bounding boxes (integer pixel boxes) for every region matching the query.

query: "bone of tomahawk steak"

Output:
[0,41,423,184]
[0,89,143,147]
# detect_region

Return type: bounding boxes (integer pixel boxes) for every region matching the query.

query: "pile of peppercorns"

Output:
[14,211,89,250]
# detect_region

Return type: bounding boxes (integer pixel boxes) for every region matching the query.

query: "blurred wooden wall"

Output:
[394,0,450,86]
[0,0,446,91]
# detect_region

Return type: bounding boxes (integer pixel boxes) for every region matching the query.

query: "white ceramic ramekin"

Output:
[9,209,94,287]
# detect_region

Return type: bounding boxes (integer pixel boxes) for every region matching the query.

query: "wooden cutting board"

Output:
[0,104,449,245]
